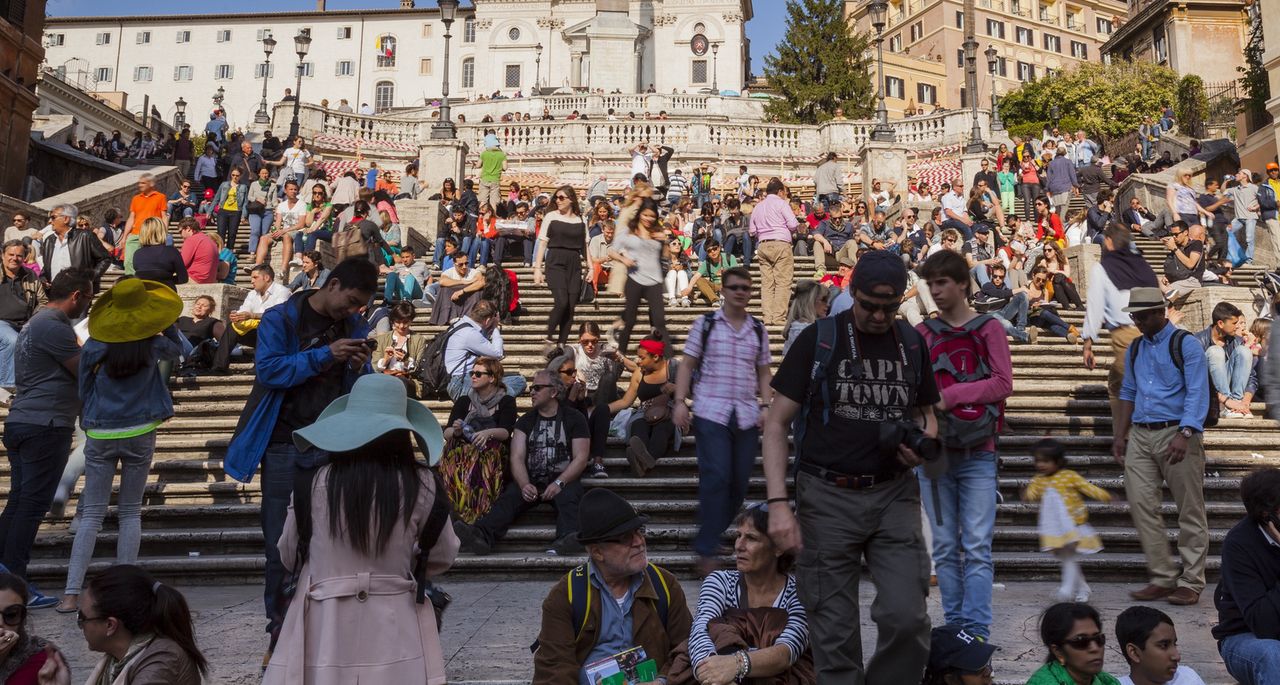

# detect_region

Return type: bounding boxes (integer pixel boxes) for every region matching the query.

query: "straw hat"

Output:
[292,374,445,465]
[87,279,183,343]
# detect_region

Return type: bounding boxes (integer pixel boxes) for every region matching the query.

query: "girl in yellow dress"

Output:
[1023,438,1111,602]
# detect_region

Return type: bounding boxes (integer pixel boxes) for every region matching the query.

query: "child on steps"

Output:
[1022,437,1112,602]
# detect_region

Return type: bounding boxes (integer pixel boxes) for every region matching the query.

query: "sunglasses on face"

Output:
[0,604,25,627]
[470,370,492,378]
[1062,633,1106,650]
[530,384,553,393]
[857,298,901,315]
[559,368,577,376]
[579,338,599,346]
[76,611,108,628]
[555,195,570,201]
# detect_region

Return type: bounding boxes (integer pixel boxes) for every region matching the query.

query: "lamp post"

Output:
[535,42,543,93]
[1050,104,1061,131]
[256,36,276,125]
[287,31,312,140]
[174,97,187,128]
[985,44,1003,132]
[963,36,984,153]
[212,86,225,108]
[432,0,460,139]
[867,0,895,142]
[711,41,721,94]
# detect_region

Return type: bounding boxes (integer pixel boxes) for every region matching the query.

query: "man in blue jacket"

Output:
[223,257,378,633]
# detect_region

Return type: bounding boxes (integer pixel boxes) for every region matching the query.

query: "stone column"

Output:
[571,53,583,89]
[959,151,988,192]
[1065,243,1100,295]
[410,139,470,246]
[860,141,908,205]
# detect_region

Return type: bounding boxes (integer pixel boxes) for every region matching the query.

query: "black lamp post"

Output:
[432,0,460,139]
[985,44,1003,132]
[256,36,276,125]
[868,0,895,142]
[212,86,225,108]
[711,41,721,94]
[287,31,312,139]
[964,37,984,153]
[1050,104,1061,130]
[174,97,187,128]
[535,42,543,93]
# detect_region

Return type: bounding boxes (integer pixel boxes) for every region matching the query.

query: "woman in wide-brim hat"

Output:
[264,373,458,685]
[57,278,187,613]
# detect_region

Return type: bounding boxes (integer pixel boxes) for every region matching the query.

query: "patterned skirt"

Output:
[439,440,506,524]
[1038,487,1103,554]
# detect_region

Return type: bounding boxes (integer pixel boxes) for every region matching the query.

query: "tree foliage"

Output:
[1239,13,1270,119]
[997,61,1180,139]
[763,0,875,124]
[1175,75,1208,138]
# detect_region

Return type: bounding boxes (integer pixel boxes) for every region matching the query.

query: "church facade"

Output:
[41,0,753,131]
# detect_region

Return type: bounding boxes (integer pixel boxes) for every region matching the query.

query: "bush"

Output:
[998,61,1180,138]
[1175,74,1209,138]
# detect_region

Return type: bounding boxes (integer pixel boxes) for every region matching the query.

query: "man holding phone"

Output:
[223,257,380,638]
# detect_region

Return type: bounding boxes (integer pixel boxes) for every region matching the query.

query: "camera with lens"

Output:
[878,419,941,462]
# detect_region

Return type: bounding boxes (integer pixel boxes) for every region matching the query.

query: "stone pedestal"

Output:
[959,152,989,193]
[395,198,437,250]
[1177,286,1266,332]
[1066,244,1101,295]
[177,283,248,319]
[859,141,908,207]
[417,139,470,246]
[1254,218,1280,271]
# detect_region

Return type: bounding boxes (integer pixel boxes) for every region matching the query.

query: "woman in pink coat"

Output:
[264,373,457,685]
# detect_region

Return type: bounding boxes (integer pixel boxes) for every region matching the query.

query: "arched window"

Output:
[463,17,476,43]
[376,35,397,68]
[461,57,475,89]
[375,81,395,111]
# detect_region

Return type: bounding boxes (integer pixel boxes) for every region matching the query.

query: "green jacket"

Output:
[1025,661,1121,685]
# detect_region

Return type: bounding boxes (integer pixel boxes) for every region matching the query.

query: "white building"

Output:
[42,0,753,132]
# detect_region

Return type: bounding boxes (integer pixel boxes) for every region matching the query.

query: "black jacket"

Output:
[0,267,43,327]
[40,228,113,288]
[1077,165,1116,195]
[1213,517,1280,642]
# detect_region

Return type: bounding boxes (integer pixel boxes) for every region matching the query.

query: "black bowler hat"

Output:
[574,489,649,545]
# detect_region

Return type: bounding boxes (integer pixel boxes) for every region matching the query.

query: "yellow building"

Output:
[1100,0,1247,86]
[1247,0,1278,168]
[845,0,1125,115]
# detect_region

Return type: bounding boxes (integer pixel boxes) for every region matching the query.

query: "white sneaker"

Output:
[290,256,302,266]
[1221,409,1248,419]
[680,297,690,308]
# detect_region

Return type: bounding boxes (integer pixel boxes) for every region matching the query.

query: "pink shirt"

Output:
[180,231,219,284]
[915,316,1013,453]
[682,310,772,430]
[748,194,797,242]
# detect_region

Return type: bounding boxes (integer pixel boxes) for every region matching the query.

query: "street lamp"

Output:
[174,97,187,128]
[212,86,225,108]
[711,41,721,94]
[985,44,1003,132]
[963,36,984,153]
[1050,104,1061,130]
[256,35,277,125]
[867,0,895,142]
[535,42,543,93]
[287,30,312,140]
[432,0,460,140]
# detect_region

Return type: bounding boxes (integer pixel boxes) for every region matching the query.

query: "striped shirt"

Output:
[689,570,808,667]
[667,174,688,199]
[683,310,771,430]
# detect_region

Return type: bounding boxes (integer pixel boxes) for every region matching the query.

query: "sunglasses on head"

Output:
[857,298,901,315]
[1062,633,1106,650]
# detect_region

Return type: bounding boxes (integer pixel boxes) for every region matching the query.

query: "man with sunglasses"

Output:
[1160,221,1204,301]
[456,368,589,557]
[167,181,198,223]
[1214,467,1280,685]
[764,250,939,682]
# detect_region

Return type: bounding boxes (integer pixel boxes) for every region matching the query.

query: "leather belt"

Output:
[796,461,904,490]
[1132,420,1179,430]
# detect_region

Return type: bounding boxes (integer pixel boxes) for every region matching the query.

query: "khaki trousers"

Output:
[478,180,502,210]
[1124,424,1208,592]
[1107,325,1141,414]
[693,278,720,305]
[757,240,794,326]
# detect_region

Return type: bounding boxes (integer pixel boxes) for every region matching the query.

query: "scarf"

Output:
[0,633,48,683]
[1099,246,1158,291]
[101,633,156,685]
[465,384,507,429]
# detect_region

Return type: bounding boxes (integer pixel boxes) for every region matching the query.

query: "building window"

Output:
[176,30,190,43]
[461,57,475,88]
[95,32,111,45]
[986,19,1005,39]
[94,67,113,82]
[376,35,396,67]
[214,64,234,80]
[174,65,192,81]
[1016,60,1035,81]
[299,62,314,77]
[1016,26,1033,45]
[1070,40,1087,59]
[691,59,708,84]
[337,26,352,39]
[1153,26,1168,62]
[1011,0,1022,13]
[421,23,432,38]
[694,22,706,34]
[504,64,522,88]
[995,56,1008,76]
[463,17,476,43]
[336,60,354,76]
[133,66,152,82]
[957,49,965,68]
[1066,11,1081,30]
[960,87,967,108]
[255,63,275,78]
[1043,33,1061,52]
[46,33,65,46]
[257,29,273,41]
[1038,3,1053,21]
[216,29,231,42]
[955,11,964,28]
[136,31,150,44]
[910,21,923,42]
[375,81,394,111]
[889,34,902,52]
[508,27,521,41]
[886,76,905,99]
[917,82,937,104]
[1096,18,1113,35]
[419,58,432,75]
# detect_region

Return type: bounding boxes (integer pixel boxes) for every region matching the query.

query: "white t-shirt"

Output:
[940,191,967,220]
[280,147,311,176]
[737,173,751,196]
[630,150,652,179]
[442,265,483,284]
[1118,666,1206,685]
[275,198,307,230]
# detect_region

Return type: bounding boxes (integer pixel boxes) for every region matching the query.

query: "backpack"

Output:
[529,563,671,653]
[1126,329,1218,428]
[920,315,1004,450]
[690,311,766,389]
[1257,183,1278,221]
[791,315,920,463]
[416,319,478,399]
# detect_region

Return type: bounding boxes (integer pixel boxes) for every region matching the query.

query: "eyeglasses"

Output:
[723,284,751,293]
[0,604,25,627]
[76,611,109,628]
[579,338,599,346]
[600,526,647,545]
[555,194,570,201]
[530,384,553,393]
[470,370,493,378]
[1062,633,1106,650]
[856,298,901,315]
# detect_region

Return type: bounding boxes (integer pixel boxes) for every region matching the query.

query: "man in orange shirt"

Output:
[120,173,167,274]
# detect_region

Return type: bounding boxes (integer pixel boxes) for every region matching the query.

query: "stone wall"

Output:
[27,137,129,200]
[33,166,183,226]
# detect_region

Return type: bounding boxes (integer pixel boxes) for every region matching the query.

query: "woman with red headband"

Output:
[608,331,679,477]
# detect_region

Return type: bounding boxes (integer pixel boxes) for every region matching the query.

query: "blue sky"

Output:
[47,0,790,72]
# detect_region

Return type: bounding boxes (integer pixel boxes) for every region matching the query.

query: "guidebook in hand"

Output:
[584,646,657,685]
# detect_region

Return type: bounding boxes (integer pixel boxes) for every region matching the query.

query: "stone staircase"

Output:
[3,222,1277,586]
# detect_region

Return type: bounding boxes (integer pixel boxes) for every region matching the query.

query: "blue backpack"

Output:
[1257,183,1278,221]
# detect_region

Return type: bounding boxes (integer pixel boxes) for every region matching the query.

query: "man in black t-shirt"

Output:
[456,368,590,557]
[1198,177,1231,262]
[763,250,938,683]
[1161,220,1204,300]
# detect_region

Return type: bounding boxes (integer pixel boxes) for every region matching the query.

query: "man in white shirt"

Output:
[939,179,974,239]
[211,263,292,372]
[442,299,525,398]
[628,142,653,186]
[271,136,312,190]
[1114,606,1207,685]
[1082,224,1154,433]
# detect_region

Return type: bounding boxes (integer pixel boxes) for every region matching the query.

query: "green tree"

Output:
[763,0,875,124]
[997,61,1179,139]
[1239,13,1270,120]
[1175,74,1208,138]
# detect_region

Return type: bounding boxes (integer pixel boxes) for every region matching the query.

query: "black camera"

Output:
[879,419,942,462]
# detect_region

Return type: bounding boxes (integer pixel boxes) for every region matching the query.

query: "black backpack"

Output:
[416,319,478,399]
[1126,329,1218,429]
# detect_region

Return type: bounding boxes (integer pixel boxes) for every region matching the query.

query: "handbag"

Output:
[333,226,369,261]
[246,200,266,216]
[578,274,596,305]
[641,397,670,424]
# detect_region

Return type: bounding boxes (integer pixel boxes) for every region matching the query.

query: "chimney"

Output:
[316,0,325,10]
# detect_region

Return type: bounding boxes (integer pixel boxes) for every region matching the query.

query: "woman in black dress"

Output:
[532,185,592,346]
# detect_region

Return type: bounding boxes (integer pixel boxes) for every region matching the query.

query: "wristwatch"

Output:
[1178,426,1196,439]
[554,478,565,488]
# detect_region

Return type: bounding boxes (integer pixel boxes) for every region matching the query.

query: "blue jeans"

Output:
[295,229,333,254]
[0,423,74,579]
[447,373,526,401]
[246,209,273,255]
[1220,632,1280,685]
[0,322,19,387]
[1231,218,1258,263]
[692,415,758,558]
[1207,344,1253,401]
[940,218,973,240]
[992,293,1031,342]
[260,442,330,632]
[384,273,424,303]
[971,264,990,287]
[722,233,753,268]
[467,237,491,266]
[918,449,998,638]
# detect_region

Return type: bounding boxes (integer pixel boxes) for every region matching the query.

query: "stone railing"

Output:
[380,92,767,123]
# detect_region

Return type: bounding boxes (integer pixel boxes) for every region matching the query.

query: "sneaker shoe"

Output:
[585,462,608,479]
[26,591,59,610]
[452,520,491,556]
[1221,409,1249,419]
[1067,325,1080,345]
[680,297,690,308]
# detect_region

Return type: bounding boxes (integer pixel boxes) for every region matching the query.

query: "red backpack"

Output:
[920,315,1003,449]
